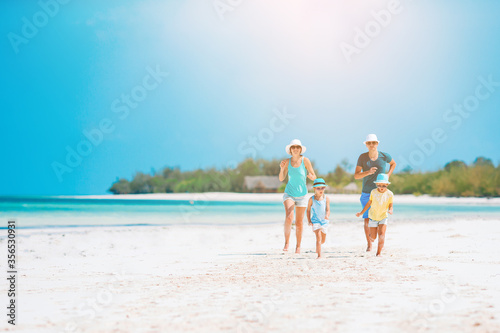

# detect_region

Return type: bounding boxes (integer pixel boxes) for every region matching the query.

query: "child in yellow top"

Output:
[356,173,393,256]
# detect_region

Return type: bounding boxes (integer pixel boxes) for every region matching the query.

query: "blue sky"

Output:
[1,0,500,195]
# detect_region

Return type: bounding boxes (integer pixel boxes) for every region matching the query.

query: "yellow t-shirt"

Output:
[368,188,394,221]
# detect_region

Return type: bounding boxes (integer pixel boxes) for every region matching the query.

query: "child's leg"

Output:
[321,231,326,244]
[376,224,387,256]
[369,227,378,245]
[364,218,372,251]
[314,230,323,258]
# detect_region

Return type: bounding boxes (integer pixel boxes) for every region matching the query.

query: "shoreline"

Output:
[55,192,500,205]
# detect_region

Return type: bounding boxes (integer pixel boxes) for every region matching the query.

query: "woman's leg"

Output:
[376,224,387,256]
[283,199,295,251]
[314,230,322,258]
[295,206,306,254]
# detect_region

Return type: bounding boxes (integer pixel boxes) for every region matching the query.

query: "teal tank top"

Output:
[311,196,327,224]
[284,157,307,197]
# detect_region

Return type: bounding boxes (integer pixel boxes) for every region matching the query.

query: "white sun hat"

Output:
[363,134,380,145]
[285,139,306,155]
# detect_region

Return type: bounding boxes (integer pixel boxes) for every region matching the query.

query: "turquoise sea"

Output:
[1,196,500,229]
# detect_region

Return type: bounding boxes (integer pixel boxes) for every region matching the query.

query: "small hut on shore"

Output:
[343,182,359,193]
[243,176,282,193]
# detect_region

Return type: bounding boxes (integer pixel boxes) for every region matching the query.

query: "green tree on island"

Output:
[109,157,500,197]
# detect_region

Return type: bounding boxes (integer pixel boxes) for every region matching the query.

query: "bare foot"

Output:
[366,245,372,252]
[316,255,324,259]
[283,243,289,252]
[376,253,382,257]
[295,247,301,254]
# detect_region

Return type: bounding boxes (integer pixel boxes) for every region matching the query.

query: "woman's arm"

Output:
[279,159,288,182]
[325,196,330,220]
[356,200,372,217]
[304,157,316,180]
[354,166,377,179]
[387,159,397,178]
[306,197,313,225]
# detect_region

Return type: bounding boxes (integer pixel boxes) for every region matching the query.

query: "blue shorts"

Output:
[360,192,371,219]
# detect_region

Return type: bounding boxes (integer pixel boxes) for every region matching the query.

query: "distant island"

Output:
[108,157,500,197]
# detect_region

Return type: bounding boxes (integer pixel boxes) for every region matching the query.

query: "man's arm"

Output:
[387,159,397,178]
[354,165,377,180]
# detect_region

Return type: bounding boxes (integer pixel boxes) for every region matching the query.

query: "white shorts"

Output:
[312,221,329,234]
[368,218,388,228]
[283,193,308,207]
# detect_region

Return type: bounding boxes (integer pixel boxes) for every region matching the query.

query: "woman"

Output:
[354,134,396,251]
[279,139,316,254]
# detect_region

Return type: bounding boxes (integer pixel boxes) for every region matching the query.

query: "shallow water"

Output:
[1,196,499,229]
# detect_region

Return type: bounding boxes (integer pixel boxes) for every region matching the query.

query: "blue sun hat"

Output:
[374,173,391,184]
[313,178,328,188]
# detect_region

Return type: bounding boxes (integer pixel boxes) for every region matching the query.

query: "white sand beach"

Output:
[6,200,500,332]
